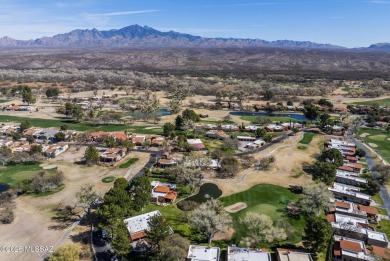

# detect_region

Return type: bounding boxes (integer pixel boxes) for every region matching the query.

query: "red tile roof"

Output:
[130,231,147,241]
[338,165,354,172]
[340,240,362,252]
[333,241,341,257]
[358,205,378,215]
[335,201,351,209]
[110,132,127,140]
[371,245,390,259]
[327,214,335,223]
[165,191,177,201]
[154,185,170,193]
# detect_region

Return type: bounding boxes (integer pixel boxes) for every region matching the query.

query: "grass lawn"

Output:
[102,176,116,183]
[118,158,139,169]
[372,220,390,239]
[240,116,295,123]
[350,98,390,106]
[0,99,9,103]
[377,207,388,216]
[372,193,384,205]
[299,133,316,145]
[358,128,390,162]
[0,115,163,134]
[219,184,305,245]
[0,163,44,186]
[202,138,225,153]
[136,204,194,239]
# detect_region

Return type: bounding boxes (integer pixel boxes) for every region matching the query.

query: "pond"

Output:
[230,111,307,121]
[127,108,171,118]
[0,182,9,193]
[177,183,222,211]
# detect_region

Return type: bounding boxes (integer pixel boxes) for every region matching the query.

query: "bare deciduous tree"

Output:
[190,199,232,245]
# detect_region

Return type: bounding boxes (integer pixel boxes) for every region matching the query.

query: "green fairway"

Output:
[299,132,316,144]
[219,184,305,245]
[358,128,390,162]
[0,99,9,103]
[0,114,163,134]
[350,98,390,106]
[240,116,295,123]
[118,158,139,169]
[0,163,43,186]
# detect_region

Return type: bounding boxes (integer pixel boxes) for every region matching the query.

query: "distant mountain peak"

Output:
[0,24,346,49]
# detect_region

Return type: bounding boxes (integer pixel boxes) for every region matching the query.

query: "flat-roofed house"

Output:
[329,200,368,219]
[187,245,220,261]
[227,246,271,261]
[335,172,367,187]
[237,136,256,142]
[329,213,388,247]
[328,183,371,206]
[333,235,376,261]
[124,211,173,242]
[277,248,313,261]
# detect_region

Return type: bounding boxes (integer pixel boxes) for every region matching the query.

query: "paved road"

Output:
[347,129,390,216]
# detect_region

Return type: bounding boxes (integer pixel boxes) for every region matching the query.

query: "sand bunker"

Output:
[42,164,57,170]
[144,127,161,129]
[224,202,248,213]
[360,133,370,138]
[368,143,378,148]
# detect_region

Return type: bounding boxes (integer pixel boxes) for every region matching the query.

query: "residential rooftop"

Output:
[187,245,220,261]
[227,246,271,261]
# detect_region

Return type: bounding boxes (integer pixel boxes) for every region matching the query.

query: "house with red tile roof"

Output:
[205,130,229,140]
[151,181,178,204]
[187,139,206,151]
[157,152,183,168]
[89,131,109,142]
[99,147,128,164]
[333,235,376,261]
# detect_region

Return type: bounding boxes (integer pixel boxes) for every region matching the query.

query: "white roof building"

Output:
[227,246,271,261]
[187,139,204,145]
[328,183,371,205]
[187,245,220,261]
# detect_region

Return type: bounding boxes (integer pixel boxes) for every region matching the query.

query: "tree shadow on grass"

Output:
[70,230,90,245]
[49,205,78,230]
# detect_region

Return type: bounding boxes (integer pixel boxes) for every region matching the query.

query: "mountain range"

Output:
[1,24,387,50]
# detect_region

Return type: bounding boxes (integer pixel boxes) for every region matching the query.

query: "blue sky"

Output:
[0,0,389,47]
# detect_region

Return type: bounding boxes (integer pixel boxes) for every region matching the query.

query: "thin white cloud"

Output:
[368,0,390,3]
[231,2,285,6]
[86,10,160,18]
